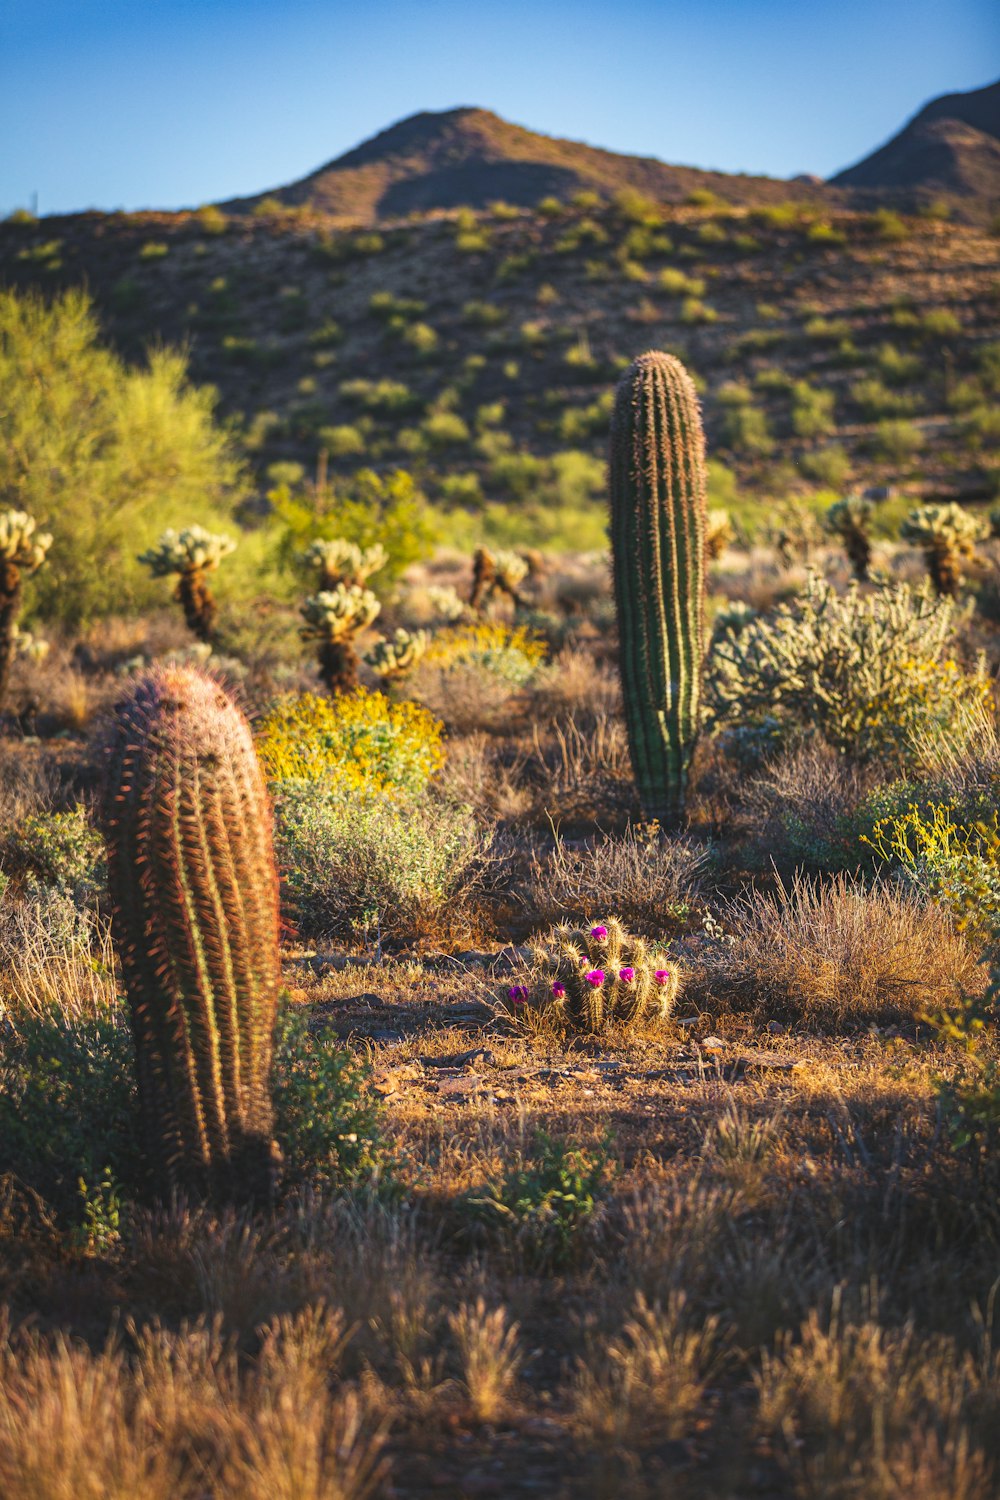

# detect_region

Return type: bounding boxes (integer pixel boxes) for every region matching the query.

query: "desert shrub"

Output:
[0,806,105,908]
[851,377,918,418]
[0,1007,140,1221]
[681,297,717,325]
[273,782,486,942]
[504,917,682,1034]
[747,741,885,875]
[877,342,922,385]
[271,1006,387,1189]
[0,289,245,625]
[316,423,365,457]
[467,1132,613,1270]
[522,825,708,933]
[270,465,437,584]
[422,411,470,447]
[694,872,981,1026]
[798,444,851,487]
[658,268,704,296]
[717,384,773,456]
[706,574,987,767]
[861,795,1000,941]
[870,418,923,462]
[255,690,443,797]
[423,622,545,686]
[790,380,835,438]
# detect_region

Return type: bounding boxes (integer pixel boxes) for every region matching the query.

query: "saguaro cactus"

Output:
[138,525,237,642]
[609,351,707,826]
[0,509,52,711]
[101,666,281,1201]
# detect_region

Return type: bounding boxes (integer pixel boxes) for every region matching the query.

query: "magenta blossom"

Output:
[590,925,609,941]
[508,984,529,1002]
[654,969,671,985]
[552,981,566,998]
[618,967,636,983]
[584,969,606,987]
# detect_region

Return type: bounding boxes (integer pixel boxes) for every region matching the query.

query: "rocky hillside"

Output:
[2,192,997,537]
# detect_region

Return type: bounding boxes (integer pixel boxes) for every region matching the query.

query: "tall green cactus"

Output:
[101,666,281,1201]
[609,351,707,827]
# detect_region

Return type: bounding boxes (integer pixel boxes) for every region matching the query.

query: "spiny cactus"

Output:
[609,351,707,827]
[426,584,467,623]
[506,917,682,1034]
[300,584,381,694]
[0,508,52,711]
[364,627,429,683]
[824,494,874,581]
[900,502,987,597]
[300,537,387,590]
[100,666,281,1202]
[469,546,528,612]
[138,525,237,641]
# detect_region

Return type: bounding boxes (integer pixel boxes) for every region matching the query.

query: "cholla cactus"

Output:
[706,509,734,561]
[469,546,530,612]
[138,525,237,641]
[900,503,987,597]
[824,494,874,581]
[426,584,467,623]
[710,600,757,642]
[364,627,429,682]
[0,508,52,710]
[505,916,682,1034]
[300,537,387,589]
[300,584,381,694]
[13,626,49,664]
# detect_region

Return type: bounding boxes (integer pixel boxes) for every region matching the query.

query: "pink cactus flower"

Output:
[619,967,636,983]
[508,984,529,1001]
[552,981,566,998]
[654,969,671,985]
[590,925,609,941]
[584,969,605,987]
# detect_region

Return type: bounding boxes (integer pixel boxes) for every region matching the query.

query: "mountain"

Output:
[222,106,830,221]
[831,78,1000,207]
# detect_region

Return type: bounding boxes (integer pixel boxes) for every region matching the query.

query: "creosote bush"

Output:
[505,916,682,1034]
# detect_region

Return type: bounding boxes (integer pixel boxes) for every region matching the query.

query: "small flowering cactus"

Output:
[300,538,387,590]
[364,627,430,682]
[300,585,381,694]
[506,916,682,1033]
[138,525,237,641]
[0,507,53,710]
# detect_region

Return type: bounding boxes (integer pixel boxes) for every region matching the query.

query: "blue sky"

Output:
[1,0,997,215]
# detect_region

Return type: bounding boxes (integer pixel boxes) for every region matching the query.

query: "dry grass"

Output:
[448,1298,522,1422]
[521,823,709,933]
[693,870,984,1026]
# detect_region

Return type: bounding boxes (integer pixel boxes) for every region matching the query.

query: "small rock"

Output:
[766,1020,786,1035]
[701,1035,725,1051]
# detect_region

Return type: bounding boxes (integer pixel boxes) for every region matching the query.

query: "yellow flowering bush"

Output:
[422,622,546,686]
[256,690,444,796]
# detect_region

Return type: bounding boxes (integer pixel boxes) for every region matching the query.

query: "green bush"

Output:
[271,1006,387,1189]
[0,289,245,625]
[466,1132,613,1270]
[871,418,923,463]
[273,782,486,942]
[790,381,835,438]
[0,807,105,908]
[798,444,851,487]
[270,466,437,584]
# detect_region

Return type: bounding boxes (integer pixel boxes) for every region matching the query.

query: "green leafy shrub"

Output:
[706,574,987,767]
[467,1133,613,1270]
[273,782,485,942]
[870,418,923,463]
[270,465,437,584]
[790,381,835,438]
[256,690,444,796]
[0,289,245,625]
[271,1006,387,1189]
[0,807,105,907]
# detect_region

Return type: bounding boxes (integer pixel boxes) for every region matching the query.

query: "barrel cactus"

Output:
[100,666,281,1201]
[609,351,708,826]
[138,525,237,641]
[0,508,52,710]
[900,502,987,597]
[300,584,381,694]
[824,494,874,581]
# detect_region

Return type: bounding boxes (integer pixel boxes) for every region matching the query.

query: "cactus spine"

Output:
[101,666,281,1201]
[609,351,707,827]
